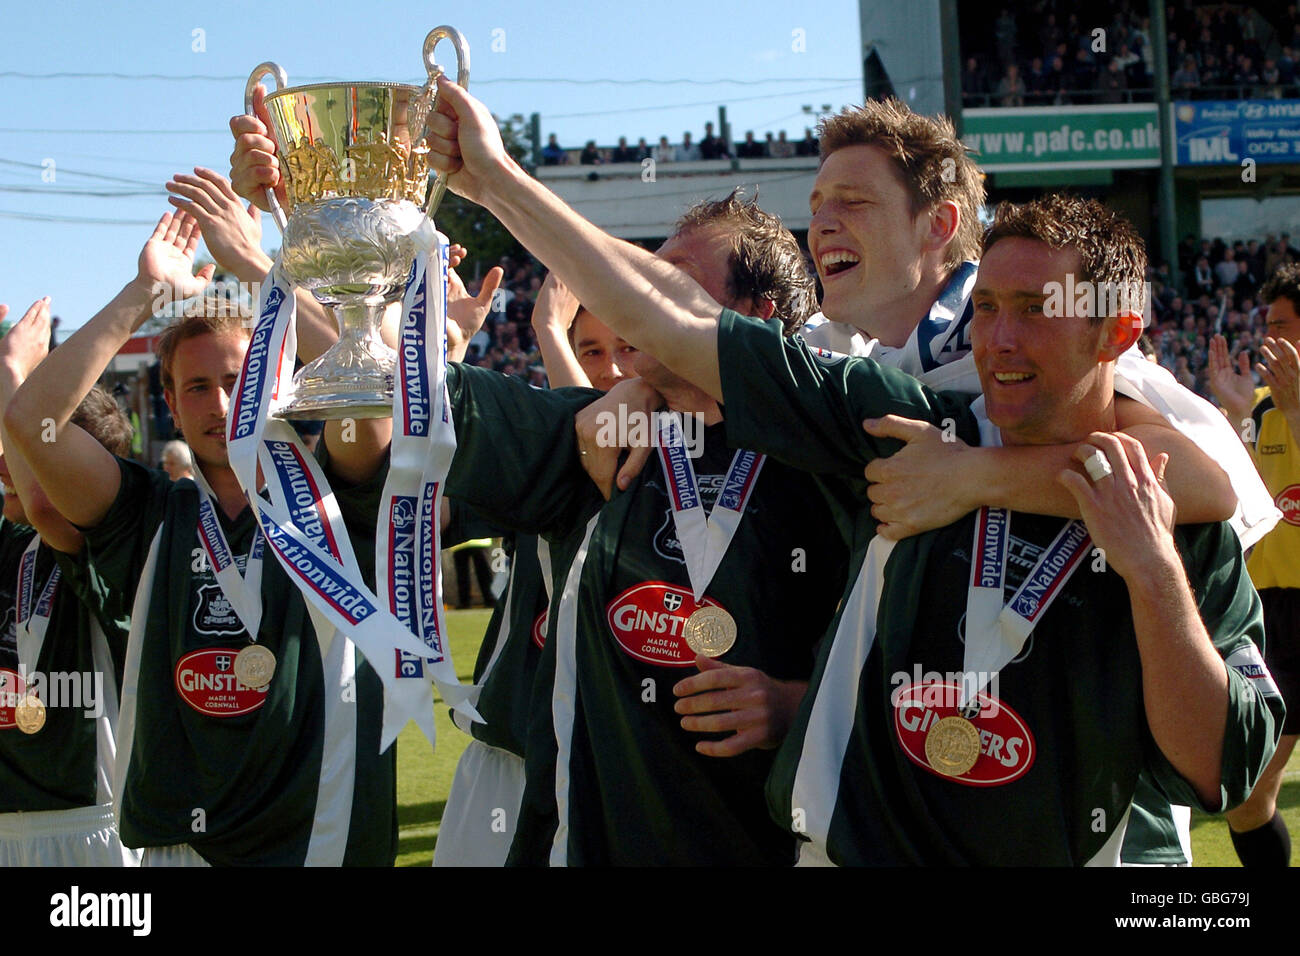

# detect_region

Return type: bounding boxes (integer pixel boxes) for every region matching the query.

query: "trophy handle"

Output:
[421,26,470,219]
[244,61,290,235]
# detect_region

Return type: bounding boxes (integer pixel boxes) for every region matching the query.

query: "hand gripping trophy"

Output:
[228,28,479,752]
[244,26,469,419]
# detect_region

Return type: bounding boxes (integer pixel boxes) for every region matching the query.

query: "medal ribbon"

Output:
[229,260,476,753]
[374,240,476,748]
[961,507,1090,708]
[655,411,765,601]
[189,462,265,643]
[15,535,60,677]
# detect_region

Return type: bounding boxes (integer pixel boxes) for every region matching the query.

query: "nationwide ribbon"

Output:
[15,534,61,677]
[655,411,765,601]
[961,506,1090,710]
[229,252,476,753]
[190,461,265,643]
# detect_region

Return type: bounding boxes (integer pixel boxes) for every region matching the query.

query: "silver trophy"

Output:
[244,27,468,419]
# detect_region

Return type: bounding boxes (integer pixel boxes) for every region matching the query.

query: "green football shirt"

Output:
[82,453,396,866]
[715,309,1284,865]
[443,363,850,865]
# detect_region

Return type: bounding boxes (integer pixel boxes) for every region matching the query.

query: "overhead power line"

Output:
[0,71,858,85]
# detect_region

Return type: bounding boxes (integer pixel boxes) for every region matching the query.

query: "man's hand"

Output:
[229,85,284,211]
[1057,432,1177,583]
[0,300,51,381]
[136,211,215,321]
[425,77,518,206]
[165,167,269,282]
[862,415,975,538]
[445,244,503,363]
[1207,333,1256,429]
[672,656,807,757]
[532,272,581,336]
[1258,335,1300,421]
[574,378,663,499]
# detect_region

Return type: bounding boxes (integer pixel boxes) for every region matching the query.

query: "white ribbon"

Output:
[228,254,476,754]
[15,534,60,677]
[961,506,1090,709]
[190,463,265,642]
[655,411,765,602]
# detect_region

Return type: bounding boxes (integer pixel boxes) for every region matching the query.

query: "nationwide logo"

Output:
[193,584,245,638]
[0,667,25,728]
[605,582,724,667]
[401,272,429,437]
[267,441,339,557]
[231,286,285,442]
[893,681,1036,787]
[1276,485,1300,527]
[1225,645,1281,697]
[531,608,548,650]
[174,648,269,717]
[808,346,846,366]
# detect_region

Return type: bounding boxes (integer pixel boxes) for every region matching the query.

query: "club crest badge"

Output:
[194,584,246,638]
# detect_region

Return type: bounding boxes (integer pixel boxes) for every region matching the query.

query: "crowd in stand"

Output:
[540,124,819,165]
[1152,231,1300,397]
[961,1,1300,106]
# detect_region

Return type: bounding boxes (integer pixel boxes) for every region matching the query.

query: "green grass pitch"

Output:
[396,609,1300,866]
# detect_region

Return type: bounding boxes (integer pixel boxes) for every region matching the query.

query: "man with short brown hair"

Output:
[419,84,1283,864]
[6,208,397,866]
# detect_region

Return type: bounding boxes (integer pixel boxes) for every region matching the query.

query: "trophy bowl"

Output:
[245,26,468,420]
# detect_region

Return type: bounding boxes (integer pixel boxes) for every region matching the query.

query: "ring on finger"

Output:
[1083,450,1113,483]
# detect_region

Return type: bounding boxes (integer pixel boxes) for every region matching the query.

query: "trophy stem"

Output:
[273,295,397,421]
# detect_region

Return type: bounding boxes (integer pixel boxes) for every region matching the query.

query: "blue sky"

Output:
[0,0,862,332]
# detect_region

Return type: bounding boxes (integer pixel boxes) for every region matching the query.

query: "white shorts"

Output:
[0,804,139,866]
[433,739,525,867]
[140,843,210,867]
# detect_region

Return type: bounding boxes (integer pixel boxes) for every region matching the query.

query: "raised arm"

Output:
[861,397,1236,538]
[166,166,339,365]
[531,272,591,388]
[6,212,214,528]
[0,301,84,553]
[426,79,725,398]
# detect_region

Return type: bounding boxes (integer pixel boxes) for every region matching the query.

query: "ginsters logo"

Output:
[893,681,1035,787]
[1277,484,1300,527]
[174,648,270,717]
[605,582,723,667]
[0,668,25,728]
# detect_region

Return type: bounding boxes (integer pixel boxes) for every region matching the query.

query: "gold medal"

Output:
[14,694,45,735]
[683,605,737,658]
[234,644,277,689]
[924,715,981,777]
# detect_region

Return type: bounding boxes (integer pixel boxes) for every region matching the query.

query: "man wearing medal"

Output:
[421,194,847,865]
[420,79,1284,865]
[0,298,137,865]
[5,198,402,866]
